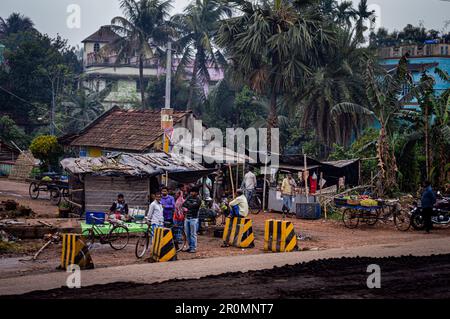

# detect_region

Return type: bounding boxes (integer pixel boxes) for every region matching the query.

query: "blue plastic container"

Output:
[85,212,106,225]
[295,203,321,220]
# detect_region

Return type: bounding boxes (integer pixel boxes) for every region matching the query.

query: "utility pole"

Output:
[164,41,172,110]
[161,41,173,154]
[50,80,56,136]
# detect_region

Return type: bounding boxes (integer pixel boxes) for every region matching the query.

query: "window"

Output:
[93,43,100,53]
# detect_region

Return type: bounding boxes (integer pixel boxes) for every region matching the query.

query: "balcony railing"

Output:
[84,52,158,68]
[378,43,450,59]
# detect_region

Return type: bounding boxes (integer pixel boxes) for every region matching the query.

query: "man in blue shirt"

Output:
[161,186,175,225]
[421,180,436,233]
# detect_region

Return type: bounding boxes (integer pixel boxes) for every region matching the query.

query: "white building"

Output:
[81,26,224,110]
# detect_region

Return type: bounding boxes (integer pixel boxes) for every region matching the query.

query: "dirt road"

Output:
[13,254,450,299]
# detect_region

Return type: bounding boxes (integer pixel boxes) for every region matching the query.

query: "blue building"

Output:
[378,42,450,110]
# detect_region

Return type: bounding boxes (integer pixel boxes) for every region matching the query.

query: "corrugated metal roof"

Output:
[322,159,360,168]
[61,152,208,177]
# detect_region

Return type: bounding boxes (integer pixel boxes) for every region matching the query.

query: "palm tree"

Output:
[430,94,450,188]
[294,29,371,147]
[61,86,110,132]
[353,0,375,43]
[172,0,232,110]
[331,56,433,195]
[217,0,333,130]
[0,13,35,38]
[105,0,174,108]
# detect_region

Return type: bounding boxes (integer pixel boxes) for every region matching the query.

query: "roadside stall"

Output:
[266,155,361,219]
[60,152,214,214]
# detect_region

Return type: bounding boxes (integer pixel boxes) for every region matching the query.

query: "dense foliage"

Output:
[0,0,449,192]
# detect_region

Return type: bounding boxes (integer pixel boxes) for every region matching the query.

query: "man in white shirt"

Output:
[228,189,249,218]
[242,167,257,204]
[147,192,164,239]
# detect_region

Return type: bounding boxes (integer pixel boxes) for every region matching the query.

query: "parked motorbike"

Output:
[410,193,450,230]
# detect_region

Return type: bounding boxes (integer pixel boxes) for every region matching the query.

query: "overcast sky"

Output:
[0,0,449,47]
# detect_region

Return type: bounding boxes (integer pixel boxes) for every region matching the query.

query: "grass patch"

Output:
[0,240,22,254]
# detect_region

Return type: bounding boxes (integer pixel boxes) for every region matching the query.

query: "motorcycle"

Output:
[410,192,450,230]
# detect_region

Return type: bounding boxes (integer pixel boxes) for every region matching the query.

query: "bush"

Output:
[29,135,63,170]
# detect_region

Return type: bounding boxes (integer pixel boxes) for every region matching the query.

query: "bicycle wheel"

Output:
[364,209,380,226]
[394,209,411,231]
[29,182,39,199]
[108,225,129,250]
[135,232,150,258]
[49,188,61,205]
[342,208,359,229]
[251,196,262,215]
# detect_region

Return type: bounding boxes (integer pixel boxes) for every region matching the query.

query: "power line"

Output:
[0,85,37,107]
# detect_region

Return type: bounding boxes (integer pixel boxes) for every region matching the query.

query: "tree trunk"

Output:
[424,104,430,180]
[187,56,199,111]
[266,85,279,149]
[439,142,446,188]
[139,55,145,109]
[376,123,398,196]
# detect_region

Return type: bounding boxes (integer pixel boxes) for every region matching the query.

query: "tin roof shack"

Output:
[61,152,212,213]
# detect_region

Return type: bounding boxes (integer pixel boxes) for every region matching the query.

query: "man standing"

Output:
[281,173,297,215]
[421,180,436,233]
[198,176,213,200]
[161,186,175,225]
[214,169,225,202]
[182,186,202,253]
[242,167,257,204]
[147,192,164,239]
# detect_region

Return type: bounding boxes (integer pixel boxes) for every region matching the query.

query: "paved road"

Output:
[1,236,449,296]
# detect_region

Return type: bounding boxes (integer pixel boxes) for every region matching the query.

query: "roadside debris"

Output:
[0,200,35,219]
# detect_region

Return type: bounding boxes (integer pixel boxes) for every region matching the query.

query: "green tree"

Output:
[29,135,63,170]
[0,13,35,38]
[295,29,371,147]
[0,116,30,149]
[106,0,174,108]
[172,0,231,110]
[0,30,81,133]
[61,86,110,133]
[331,56,432,195]
[216,0,333,130]
[146,75,190,110]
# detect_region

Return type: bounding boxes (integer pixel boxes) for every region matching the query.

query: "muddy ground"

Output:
[10,254,450,299]
[1,179,450,280]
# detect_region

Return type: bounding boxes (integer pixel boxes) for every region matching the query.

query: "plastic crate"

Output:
[296,203,321,220]
[85,212,106,225]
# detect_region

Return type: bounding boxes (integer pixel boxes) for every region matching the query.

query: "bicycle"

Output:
[82,215,130,250]
[243,189,263,215]
[135,218,187,259]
